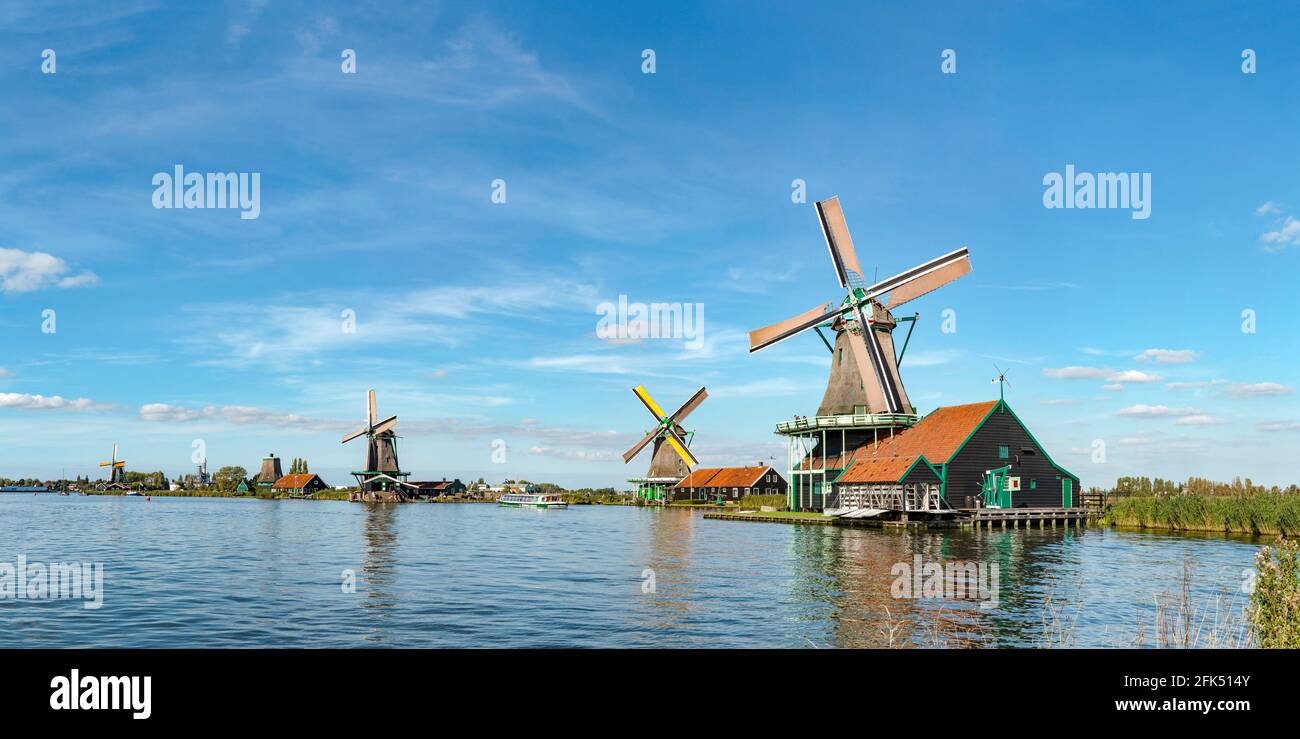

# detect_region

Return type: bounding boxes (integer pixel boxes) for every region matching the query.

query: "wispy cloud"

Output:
[1221,382,1294,398]
[0,392,115,411]
[0,248,99,293]
[1135,348,1197,364]
[1116,404,1201,418]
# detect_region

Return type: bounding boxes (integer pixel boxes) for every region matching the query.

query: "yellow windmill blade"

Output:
[663,430,698,468]
[632,384,669,421]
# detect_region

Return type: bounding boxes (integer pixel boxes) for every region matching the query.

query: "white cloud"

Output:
[1135,348,1197,364]
[1116,404,1201,418]
[0,368,12,378]
[1043,366,1109,379]
[0,392,113,411]
[1261,215,1300,252]
[0,248,99,293]
[527,445,617,462]
[1044,366,1160,383]
[1040,399,1080,406]
[1256,201,1283,216]
[1222,382,1293,398]
[1107,370,1163,384]
[1166,380,1230,391]
[1174,414,1229,427]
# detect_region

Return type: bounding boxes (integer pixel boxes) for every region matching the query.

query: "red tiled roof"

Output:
[672,465,773,490]
[838,455,926,483]
[271,473,321,489]
[833,401,999,485]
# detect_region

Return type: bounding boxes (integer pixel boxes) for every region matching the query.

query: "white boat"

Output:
[498,492,568,509]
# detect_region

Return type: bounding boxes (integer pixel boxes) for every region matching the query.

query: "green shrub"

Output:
[1251,538,1300,648]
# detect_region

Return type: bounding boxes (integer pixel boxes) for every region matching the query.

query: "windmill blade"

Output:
[884,249,972,309]
[663,428,699,468]
[622,428,660,463]
[371,416,398,436]
[367,389,377,426]
[668,387,708,425]
[99,461,113,467]
[862,247,970,304]
[632,385,670,422]
[845,304,902,413]
[748,301,842,353]
[342,426,369,444]
[816,197,866,289]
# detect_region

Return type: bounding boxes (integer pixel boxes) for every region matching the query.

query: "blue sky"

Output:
[0,1,1297,488]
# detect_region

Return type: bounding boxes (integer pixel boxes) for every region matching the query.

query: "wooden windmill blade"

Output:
[748,301,842,353]
[371,416,398,436]
[662,429,699,468]
[367,389,377,427]
[816,196,867,289]
[622,428,660,463]
[341,426,369,444]
[668,387,708,424]
[858,246,972,308]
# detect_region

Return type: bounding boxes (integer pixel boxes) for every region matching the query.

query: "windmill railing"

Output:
[775,413,919,434]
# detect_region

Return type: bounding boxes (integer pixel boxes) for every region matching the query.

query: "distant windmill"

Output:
[748,196,972,416]
[622,385,707,501]
[342,389,410,497]
[99,444,126,484]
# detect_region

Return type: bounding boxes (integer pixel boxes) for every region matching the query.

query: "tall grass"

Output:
[1105,494,1300,536]
[739,494,787,511]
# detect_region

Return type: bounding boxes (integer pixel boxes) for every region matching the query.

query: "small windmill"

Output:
[991,366,1011,402]
[342,389,410,496]
[749,196,973,416]
[99,444,126,484]
[622,385,707,501]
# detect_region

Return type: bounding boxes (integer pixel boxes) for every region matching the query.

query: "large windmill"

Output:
[342,389,411,499]
[99,444,126,484]
[749,195,972,509]
[622,385,707,502]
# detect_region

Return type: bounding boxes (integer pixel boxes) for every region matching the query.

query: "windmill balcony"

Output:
[775,412,919,434]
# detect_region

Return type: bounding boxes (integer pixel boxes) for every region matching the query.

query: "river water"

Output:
[0,495,1263,648]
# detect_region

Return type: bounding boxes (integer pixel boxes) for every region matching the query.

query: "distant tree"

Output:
[214,465,248,493]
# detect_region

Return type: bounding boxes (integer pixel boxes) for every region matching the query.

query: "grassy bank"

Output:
[84,488,356,501]
[1105,494,1300,536]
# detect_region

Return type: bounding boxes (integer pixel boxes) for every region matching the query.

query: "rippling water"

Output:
[0,495,1264,647]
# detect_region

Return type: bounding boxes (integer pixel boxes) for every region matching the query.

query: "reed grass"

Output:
[1104,494,1300,536]
[739,494,787,511]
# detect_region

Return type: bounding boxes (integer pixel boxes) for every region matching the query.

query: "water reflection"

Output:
[358,503,398,644]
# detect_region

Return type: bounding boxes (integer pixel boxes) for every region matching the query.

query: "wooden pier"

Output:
[958,507,1100,529]
[703,506,1101,530]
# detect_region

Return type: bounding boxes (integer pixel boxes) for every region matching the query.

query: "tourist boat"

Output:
[498,492,567,509]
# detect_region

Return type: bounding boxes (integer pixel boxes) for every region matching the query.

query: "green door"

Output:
[1062,478,1073,508]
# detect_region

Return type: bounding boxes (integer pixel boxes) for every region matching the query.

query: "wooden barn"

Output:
[270,473,329,496]
[671,465,787,501]
[830,400,1079,511]
[410,479,467,497]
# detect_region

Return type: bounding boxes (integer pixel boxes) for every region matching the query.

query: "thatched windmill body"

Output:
[622,385,707,502]
[342,389,411,500]
[748,196,973,509]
